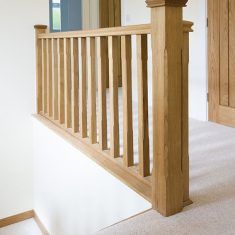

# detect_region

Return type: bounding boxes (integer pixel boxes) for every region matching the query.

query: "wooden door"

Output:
[208,0,235,127]
[99,0,122,87]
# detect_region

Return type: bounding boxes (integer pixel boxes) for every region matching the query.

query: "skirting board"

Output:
[0,210,49,235]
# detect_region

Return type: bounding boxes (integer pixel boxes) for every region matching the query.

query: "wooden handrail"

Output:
[38,21,193,39]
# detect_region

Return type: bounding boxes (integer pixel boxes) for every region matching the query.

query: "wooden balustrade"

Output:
[34,5,193,217]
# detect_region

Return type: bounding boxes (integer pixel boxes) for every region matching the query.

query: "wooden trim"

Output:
[38,22,192,39]
[0,210,34,228]
[34,212,50,235]
[33,114,152,202]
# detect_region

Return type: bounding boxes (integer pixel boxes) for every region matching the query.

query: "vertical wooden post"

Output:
[146,0,189,216]
[34,25,47,114]
[47,39,53,117]
[58,39,65,124]
[71,38,79,133]
[87,37,97,144]
[53,39,59,121]
[80,38,88,138]
[64,38,72,128]
[137,34,150,177]
[108,36,120,158]
[121,35,134,167]
[97,37,108,150]
[182,22,193,205]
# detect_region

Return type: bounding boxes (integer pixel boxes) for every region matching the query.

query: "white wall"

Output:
[183,0,207,121]
[33,119,151,235]
[0,0,48,218]
[121,0,208,121]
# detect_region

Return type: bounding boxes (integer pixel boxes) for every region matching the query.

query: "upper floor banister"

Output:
[34,0,193,218]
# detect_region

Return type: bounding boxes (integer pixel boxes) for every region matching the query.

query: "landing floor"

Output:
[98,120,235,235]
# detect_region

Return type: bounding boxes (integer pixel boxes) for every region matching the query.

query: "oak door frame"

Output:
[208,0,235,127]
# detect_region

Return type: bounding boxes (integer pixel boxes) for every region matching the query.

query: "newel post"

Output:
[146,0,189,216]
[34,25,48,114]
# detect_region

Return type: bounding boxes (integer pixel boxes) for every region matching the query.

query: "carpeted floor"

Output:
[97,120,235,235]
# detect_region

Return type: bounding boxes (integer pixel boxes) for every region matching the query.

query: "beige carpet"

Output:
[97,120,235,235]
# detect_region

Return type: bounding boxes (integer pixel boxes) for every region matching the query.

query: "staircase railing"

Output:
[34,0,193,216]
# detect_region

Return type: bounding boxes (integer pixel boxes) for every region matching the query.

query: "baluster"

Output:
[182,29,191,204]
[52,39,59,120]
[137,34,150,177]
[97,37,108,150]
[42,39,48,114]
[79,38,87,137]
[64,38,72,128]
[47,39,53,117]
[71,38,79,133]
[58,38,64,124]
[88,37,97,143]
[108,36,120,158]
[121,35,133,167]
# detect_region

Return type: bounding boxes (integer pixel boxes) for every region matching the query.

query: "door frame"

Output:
[207,0,235,127]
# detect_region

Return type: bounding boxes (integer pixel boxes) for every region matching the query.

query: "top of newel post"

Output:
[146,0,188,7]
[34,25,47,30]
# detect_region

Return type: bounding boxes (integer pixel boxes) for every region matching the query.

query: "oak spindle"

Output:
[64,38,72,128]
[121,35,134,167]
[47,39,53,117]
[52,39,59,120]
[108,36,120,158]
[137,34,150,177]
[71,38,79,133]
[97,37,108,150]
[88,37,97,143]
[58,38,65,123]
[79,38,87,138]
[182,30,190,204]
